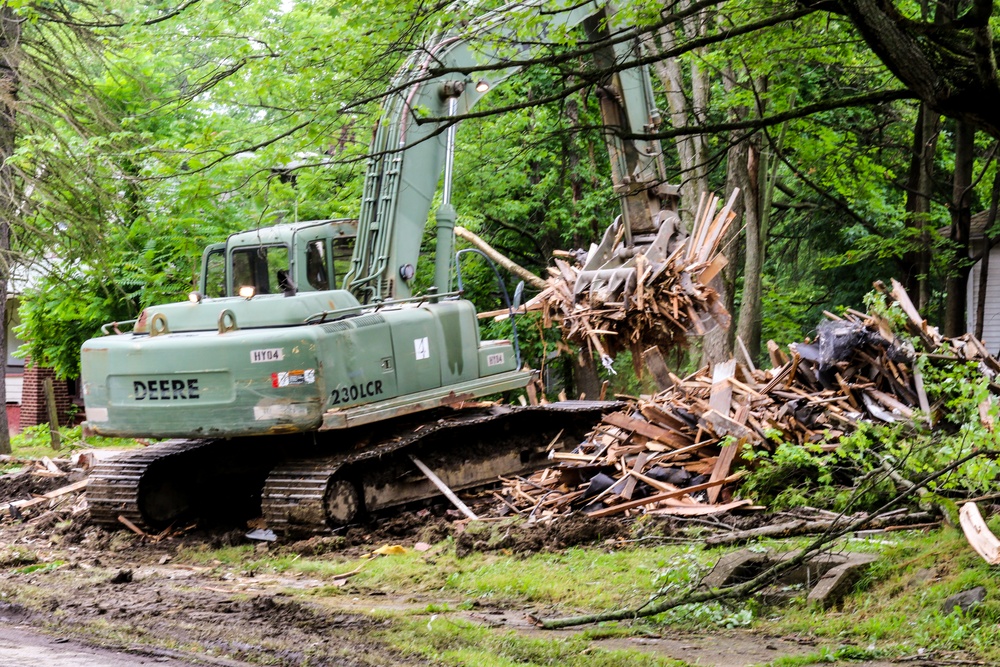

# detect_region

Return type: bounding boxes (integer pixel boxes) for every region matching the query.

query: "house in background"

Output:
[965,210,1000,355]
[5,260,75,435]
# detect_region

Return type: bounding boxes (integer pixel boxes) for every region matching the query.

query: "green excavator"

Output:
[81,0,683,535]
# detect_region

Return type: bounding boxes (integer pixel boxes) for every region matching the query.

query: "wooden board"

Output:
[602,412,692,449]
[642,346,674,391]
[584,472,746,518]
[707,437,744,504]
[647,499,752,516]
[709,359,736,416]
[12,479,89,509]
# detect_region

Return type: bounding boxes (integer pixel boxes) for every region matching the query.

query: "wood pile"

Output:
[530,191,739,362]
[496,279,1000,522]
[0,455,89,526]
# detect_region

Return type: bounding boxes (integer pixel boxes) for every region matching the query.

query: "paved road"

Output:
[0,625,241,667]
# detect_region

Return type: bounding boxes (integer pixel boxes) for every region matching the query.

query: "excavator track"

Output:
[88,402,619,535]
[88,439,218,529]
[88,437,285,532]
[262,401,619,535]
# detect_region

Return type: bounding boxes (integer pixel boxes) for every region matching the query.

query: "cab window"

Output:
[305,240,329,290]
[231,245,289,295]
[332,237,355,288]
[204,247,227,298]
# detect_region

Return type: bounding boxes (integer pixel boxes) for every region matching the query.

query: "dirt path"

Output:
[0,466,913,667]
[0,540,898,667]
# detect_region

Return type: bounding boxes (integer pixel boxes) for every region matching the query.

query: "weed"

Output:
[16,561,64,575]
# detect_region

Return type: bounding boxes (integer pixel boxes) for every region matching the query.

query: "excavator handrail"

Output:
[101,319,138,336]
[303,290,464,325]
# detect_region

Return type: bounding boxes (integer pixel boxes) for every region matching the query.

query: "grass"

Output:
[5,423,139,461]
[758,522,1000,661]
[376,614,688,667]
[176,540,718,614]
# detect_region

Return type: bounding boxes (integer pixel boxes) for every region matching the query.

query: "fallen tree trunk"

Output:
[703,512,935,548]
[455,226,547,290]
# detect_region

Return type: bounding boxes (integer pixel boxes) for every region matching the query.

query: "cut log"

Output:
[959,502,1000,565]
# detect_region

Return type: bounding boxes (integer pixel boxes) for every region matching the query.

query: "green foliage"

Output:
[741,441,835,510]
[759,276,831,349]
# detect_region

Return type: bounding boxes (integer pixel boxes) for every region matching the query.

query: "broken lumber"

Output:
[410,455,478,521]
[11,478,89,509]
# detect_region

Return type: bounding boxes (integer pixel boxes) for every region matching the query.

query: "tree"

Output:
[11,0,1000,392]
[815,0,1000,138]
[0,4,17,454]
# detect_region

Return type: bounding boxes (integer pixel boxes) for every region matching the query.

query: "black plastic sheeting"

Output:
[794,320,914,392]
[796,320,883,370]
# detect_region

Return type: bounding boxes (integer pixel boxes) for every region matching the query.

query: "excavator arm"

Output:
[344,1,679,305]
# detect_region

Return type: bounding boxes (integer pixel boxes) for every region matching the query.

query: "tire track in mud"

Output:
[1,567,416,667]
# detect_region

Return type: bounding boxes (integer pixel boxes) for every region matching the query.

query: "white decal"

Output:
[271,369,316,388]
[487,352,505,367]
[251,348,284,363]
[414,336,430,360]
[86,407,109,422]
[254,404,310,420]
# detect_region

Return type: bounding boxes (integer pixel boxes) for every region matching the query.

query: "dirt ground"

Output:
[0,464,926,666]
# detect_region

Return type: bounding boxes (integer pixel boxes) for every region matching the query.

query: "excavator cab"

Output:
[198,219,357,298]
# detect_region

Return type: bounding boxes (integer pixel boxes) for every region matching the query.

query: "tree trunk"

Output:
[647,4,724,365]
[944,120,975,336]
[0,6,20,455]
[646,1,709,227]
[735,143,762,360]
[573,350,601,401]
[900,104,940,312]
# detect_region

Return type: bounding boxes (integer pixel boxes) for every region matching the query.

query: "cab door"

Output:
[291,221,357,292]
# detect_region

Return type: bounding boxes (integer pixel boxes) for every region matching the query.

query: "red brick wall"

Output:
[20,358,73,427]
[5,404,19,434]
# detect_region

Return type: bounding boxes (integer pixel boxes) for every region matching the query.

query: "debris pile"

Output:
[532,191,738,362]
[0,454,88,525]
[498,279,1000,521]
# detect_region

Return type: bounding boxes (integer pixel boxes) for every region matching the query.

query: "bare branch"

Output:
[31,0,203,29]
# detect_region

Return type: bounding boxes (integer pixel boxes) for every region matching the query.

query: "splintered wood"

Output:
[498,280,1000,522]
[535,191,738,359]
